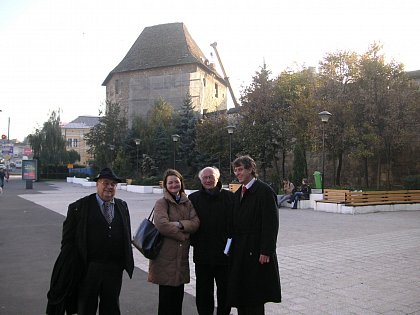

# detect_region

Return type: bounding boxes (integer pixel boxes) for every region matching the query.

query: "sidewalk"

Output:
[1,176,420,314]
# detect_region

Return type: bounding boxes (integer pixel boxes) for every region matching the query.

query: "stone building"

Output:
[102,22,228,127]
[61,116,100,165]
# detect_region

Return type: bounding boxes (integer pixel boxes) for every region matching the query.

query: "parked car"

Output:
[15,160,22,168]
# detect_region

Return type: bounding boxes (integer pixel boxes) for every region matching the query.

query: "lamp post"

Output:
[134,139,141,176]
[227,125,236,178]
[172,134,180,169]
[318,111,332,193]
[109,144,115,167]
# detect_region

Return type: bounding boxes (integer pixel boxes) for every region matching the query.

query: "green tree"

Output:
[196,111,230,176]
[237,64,283,182]
[318,50,360,186]
[356,43,418,189]
[176,93,199,176]
[28,110,67,177]
[85,101,128,172]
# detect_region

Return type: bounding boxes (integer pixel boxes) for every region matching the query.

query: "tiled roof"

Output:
[103,22,218,85]
[63,116,100,129]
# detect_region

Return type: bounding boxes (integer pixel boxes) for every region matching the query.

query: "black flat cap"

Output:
[93,168,123,183]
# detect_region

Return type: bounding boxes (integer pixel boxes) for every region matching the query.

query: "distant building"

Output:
[407,70,420,87]
[102,22,228,127]
[61,116,100,165]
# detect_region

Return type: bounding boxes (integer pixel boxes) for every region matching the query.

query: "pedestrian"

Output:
[289,178,312,209]
[189,166,234,315]
[148,169,200,315]
[46,167,134,315]
[228,155,281,314]
[0,167,9,192]
[277,178,295,207]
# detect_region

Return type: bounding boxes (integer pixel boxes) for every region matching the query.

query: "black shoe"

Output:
[287,200,292,204]
[292,207,297,209]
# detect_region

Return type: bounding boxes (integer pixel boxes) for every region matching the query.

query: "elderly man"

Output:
[189,166,234,315]
[228,156,281,315]
[47,168,134,315]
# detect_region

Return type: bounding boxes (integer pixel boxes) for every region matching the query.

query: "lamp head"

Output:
[318,111,332,123]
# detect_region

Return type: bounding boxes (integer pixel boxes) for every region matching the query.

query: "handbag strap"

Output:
[148,198,170,221]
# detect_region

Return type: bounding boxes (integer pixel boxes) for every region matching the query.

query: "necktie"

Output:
[103,202,113,224]
[241,186,247,200]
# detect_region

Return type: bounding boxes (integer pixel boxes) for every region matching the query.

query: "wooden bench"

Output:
[317,189,350,203]
[229,183,241,193]
[345,190,420,206]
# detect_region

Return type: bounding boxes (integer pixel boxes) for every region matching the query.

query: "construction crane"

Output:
[210,42,240,108]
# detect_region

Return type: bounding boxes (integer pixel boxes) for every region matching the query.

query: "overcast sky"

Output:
[1,0,419,141]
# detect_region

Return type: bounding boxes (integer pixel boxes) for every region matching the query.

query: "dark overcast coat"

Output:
[227,179,282,307]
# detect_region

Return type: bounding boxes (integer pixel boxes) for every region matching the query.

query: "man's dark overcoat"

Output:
[188,181,234,265]
[227,179,281,307]
[46,193,134,315]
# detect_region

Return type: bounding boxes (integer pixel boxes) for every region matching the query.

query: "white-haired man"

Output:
[189,166,234,315]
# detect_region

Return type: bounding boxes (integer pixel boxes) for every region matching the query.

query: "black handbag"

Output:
[132,208,163,259]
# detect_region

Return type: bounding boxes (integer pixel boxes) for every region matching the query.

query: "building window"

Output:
[215,83,218,98]
[203,78,206,87]
[115,79,120,94]
[67,139,72,147]
[73,139,78,148]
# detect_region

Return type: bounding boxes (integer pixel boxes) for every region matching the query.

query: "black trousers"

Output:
[158,284,185,315]
[78,262,123,315]
[195,263,230,315]
[237,304,265,315]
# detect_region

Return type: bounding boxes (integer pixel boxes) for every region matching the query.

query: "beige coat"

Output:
[148,191,200,286]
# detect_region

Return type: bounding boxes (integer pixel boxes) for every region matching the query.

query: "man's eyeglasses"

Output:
[100,180,117,188]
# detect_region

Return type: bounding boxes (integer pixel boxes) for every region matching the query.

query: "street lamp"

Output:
[135,139,141,176]
[318,111,332,193]
[172,134,180,169]
[227,125,236,178]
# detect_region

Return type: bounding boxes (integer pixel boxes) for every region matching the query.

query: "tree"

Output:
[318,50,360,186]
[131,98,175,175]
[237,64,283,183]
[272,67,320,185]
[85,101,128,172]
[196,111,230,175]
[176,93,200,176]
[28,110,67,176]
[356,43,418,189]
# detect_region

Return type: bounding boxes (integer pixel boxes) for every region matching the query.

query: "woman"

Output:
[148,169,200,315]
[277,178,295,207]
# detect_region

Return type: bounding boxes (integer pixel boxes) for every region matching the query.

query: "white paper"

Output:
[224,238,232,255]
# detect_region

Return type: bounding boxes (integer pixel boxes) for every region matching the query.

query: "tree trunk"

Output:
[364,157,369,188]
[336,151,343,186]
[376,155,381,190]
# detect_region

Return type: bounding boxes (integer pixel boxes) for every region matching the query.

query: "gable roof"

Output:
[102,22,221,85]
[63,116,100,129]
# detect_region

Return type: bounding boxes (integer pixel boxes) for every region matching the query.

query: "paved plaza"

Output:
[1,176,420,314]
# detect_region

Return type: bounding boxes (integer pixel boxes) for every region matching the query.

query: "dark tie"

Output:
[241,186,247,199]
[103,202,113,224]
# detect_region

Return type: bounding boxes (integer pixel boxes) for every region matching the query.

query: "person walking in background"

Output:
[189,166,234,315]
[0,167,9,192]
[277,178,295,207]
[46,168,134,315]
[148,169,200,315]
[227,156,281,314]
[289,178,312,209]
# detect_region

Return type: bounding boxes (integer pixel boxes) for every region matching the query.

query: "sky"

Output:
[1,0,419,142]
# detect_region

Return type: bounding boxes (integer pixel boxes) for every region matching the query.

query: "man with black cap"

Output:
[46,168,134,315]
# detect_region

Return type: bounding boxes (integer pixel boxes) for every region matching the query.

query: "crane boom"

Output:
[210,42,240,108]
